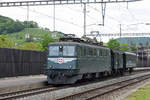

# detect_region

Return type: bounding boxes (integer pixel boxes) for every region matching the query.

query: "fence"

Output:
[0,48,47,78]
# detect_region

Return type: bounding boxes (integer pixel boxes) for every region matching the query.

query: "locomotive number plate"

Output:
[58,58,63,64]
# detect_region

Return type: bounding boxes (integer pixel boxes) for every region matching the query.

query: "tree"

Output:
[23,21,38,28]
[120,43,129,51]
[130,43,137,52]
[0,15,40,34]
[14,20,25,32]
[40,34,56,51]
[23,42,41,51]
[0,35,13,48]
[0,16,25,34]
[146,42,149,49]
[107,39,120,50]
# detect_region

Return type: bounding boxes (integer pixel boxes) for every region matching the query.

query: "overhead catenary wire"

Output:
[84,4,123,38]
[87,5,121,23]
[16,2,139,36]
[20,5,102,33]
[66,4,115,33]
[118,3,139,23]
[88,4,146,34]
[66,6,98,22]
[19,7,83,28]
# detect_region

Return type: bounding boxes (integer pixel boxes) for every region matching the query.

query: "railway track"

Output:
[56,73,150,100]
[0,86,60,100]
[0,70,149,100]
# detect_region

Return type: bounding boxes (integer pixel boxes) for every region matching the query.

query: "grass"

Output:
[123,83,150,100]
[6,28,63,45]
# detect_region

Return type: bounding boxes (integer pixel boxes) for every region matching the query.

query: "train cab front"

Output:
[46,44,79,84]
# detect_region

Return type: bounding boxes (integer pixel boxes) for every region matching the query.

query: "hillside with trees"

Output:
[117,37,150,47]
[0,15,38,34]
[0,15,64,51]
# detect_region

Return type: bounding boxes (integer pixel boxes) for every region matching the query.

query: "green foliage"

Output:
[14,42,41,51]
[103,43,108,47]
[148,56,150,60]
[7,28,54,45]
[130,43,137,52]
[0,15,39,34]
[23,21,38,28]
[0,35,13,48]
[0,15,65,51]
[123,83,150,100]
[6,28,62,51]
[40,34,56,51]
[117,37,150,47]
[0,16,24,34]
[120,43,129,51]
[107,39,120,50]
[107,39,137,51]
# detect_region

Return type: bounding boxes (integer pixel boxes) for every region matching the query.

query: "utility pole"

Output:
[52,2,57,39]
[83,3,86,37]
[26,5,29,37]
[101,3,106,26]
[120,24,122,38]
[127,2,129,9]
[53,3,56,32]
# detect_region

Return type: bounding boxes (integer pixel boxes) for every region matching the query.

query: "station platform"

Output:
[0,75,47,93]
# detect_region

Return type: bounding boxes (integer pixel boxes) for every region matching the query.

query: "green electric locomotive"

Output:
[45,37,137,84]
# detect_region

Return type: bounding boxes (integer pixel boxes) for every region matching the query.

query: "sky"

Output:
[0,0,149,42]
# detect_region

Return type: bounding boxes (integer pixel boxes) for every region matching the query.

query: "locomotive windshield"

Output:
[49,46,75,56]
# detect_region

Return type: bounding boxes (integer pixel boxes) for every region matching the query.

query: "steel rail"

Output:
[0,85,50,97]
[0,0,141,7]
[0,70,148,100]
[86,75,150,100]
[0,86,58,100]
[56,74,150,100]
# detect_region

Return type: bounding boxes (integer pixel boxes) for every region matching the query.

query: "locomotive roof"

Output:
[112,50,137,56]
[48,42,110,50]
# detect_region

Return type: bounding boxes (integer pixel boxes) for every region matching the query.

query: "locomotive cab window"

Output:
[89,48,92,56]
[49,45,75,56]
[49,46,59,56]
[78,46,82,57]
[63,46,75,56]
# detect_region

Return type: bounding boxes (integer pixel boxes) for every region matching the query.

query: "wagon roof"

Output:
[111,49,124,54]
[124,52,136,56]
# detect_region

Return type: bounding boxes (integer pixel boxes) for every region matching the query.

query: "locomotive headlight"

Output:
[69,65,72,69]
